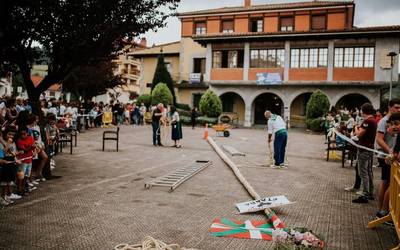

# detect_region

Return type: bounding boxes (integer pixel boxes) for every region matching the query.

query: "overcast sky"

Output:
[143,0,400,46]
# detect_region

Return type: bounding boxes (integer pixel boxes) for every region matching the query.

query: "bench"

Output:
[102,127,119,152]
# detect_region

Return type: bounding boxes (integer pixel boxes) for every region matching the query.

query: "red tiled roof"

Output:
[178,1,354,17]
[192,25,400,39]
[31,75,61,91]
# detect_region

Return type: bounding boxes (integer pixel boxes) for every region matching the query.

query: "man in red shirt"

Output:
[352,103,377,203]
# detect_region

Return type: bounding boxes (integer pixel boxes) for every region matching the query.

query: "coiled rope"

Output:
[114,236,197,250]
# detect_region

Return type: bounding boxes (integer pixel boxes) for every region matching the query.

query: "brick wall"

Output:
[327,13,346,30]
[289,68,328,81]
[235,18,249,33]
[264,16,278,32]
[295,15,310,31]
[211,68,243,80]
[333,68,374,81]
[182,21,193,37]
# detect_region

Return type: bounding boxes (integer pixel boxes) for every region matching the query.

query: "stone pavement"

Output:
[0,125,397,250]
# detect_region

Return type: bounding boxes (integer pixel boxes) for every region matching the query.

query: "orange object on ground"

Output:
[203,124,209,139]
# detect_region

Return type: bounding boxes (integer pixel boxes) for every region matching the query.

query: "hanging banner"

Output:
[256,73,282,85]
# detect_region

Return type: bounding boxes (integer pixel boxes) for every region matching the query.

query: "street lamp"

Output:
[387,51,398,101]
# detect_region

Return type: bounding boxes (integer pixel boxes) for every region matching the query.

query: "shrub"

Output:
[136,94,151,107]
[199,90,222,118]
[306,90,330,119]
[306,118,322,132]
[197,116,218,125]
[180,115,192,125]
[177,109,191,117]
[151,83,173,106]
[176,103,191,111]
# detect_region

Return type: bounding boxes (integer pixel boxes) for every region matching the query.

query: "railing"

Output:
[368,160,400,250]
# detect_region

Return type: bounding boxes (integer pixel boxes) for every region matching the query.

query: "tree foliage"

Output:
[306,90,330,119]
[151,83,173,106]
[152,53,176,104]
[0,0,179,111]
[62,58,123,99]
[199,90,222,118]
[137,94,151,107]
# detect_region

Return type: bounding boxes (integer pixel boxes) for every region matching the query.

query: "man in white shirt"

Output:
[265,110,287,169]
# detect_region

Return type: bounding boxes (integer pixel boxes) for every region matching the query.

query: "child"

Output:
[45,114,59,157]
[0,127,22,204]
[16,126,34,195]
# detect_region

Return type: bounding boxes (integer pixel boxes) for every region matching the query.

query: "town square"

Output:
[0,0,400,249]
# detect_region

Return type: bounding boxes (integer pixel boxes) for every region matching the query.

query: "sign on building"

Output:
[236,195,293,213]
[189,73,202,84]
[256,73,282,85]
[380,49,392,69]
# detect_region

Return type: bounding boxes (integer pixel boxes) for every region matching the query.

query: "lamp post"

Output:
[387,51,398,101]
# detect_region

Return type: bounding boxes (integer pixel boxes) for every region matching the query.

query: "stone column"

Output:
[205,44,212,82]
[284,41,290,81]
[243,42,250,81]
[244,101,252,127]
[327,40,334,81]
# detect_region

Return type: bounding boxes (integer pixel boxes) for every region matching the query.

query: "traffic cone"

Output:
[203,123,209,140]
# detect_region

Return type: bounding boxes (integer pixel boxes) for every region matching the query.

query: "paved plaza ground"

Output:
[0,125,398,250]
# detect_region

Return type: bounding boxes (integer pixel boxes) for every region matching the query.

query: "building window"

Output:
[334,47,375,68]
[213,50,244,68]
[194,22,206,35]
[290,48,328,68]
[280,17,294,31]
[250,49,285,68]
[250,19,263,32]
[212,51,222,68]
[311,15,326,30]
[192,93,203,108]
[193,58,206,74]
[221,20,234,33]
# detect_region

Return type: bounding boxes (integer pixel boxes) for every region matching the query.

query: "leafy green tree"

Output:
[151,53,176,104]
[199,90,222,118]
[151,83,173,106]
[306,90,330,119]
[137,94,152,107]
[0,0,179,113]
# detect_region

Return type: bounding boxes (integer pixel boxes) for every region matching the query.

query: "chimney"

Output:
[139,38,147,47]
[244,0,251,7]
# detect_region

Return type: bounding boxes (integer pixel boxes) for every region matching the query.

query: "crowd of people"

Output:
[0,95,187,207]
[326,99,400,223]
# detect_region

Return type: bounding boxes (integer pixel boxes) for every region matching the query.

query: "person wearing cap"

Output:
[264,110,287,169]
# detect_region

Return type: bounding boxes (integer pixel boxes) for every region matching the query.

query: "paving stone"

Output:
[0,126,397,249]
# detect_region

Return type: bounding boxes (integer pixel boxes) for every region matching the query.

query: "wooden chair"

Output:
[103,127,119,152]
[58,132,73,154]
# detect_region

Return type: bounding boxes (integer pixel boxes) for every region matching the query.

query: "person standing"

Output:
[375,99,400,215]
[352,103,377,203]
[139,103,146,125]
[191,107,198,129]
[264,110,287,169]
[170,106,182,148]
[151,103,163,146]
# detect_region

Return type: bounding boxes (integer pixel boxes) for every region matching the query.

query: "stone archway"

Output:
[252,92,284,125]
[220,92,246,125]
[335,93,371,111]
[290,92,312,128]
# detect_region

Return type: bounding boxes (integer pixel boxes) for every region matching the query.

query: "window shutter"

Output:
[280,17,293,27]
[311,15,326,30]
[223,21,234,31]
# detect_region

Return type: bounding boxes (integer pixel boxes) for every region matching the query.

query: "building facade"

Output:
[178,0,400,127]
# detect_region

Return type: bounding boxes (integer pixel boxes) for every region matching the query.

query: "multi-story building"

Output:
[178,0,400,127]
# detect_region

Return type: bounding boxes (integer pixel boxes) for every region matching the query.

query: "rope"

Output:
[332,128,390,158]
[114,236,197,250]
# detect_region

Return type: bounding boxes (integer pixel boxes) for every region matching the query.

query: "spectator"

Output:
[352,103,377,204]
[191,107,198,129]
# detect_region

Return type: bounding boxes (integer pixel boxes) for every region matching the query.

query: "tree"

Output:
[137,94,151,107]
[306,90,330,119]
[62,58,123,100]
[0,0,179,113]
[151,83,173,106]
[151,53,176,104]
[199,90,222,117]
